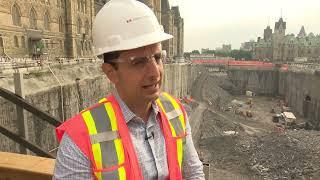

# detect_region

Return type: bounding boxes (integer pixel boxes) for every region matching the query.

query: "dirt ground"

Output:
[191,73,320,180]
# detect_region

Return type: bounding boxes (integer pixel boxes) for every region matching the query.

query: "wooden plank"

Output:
[0,152,55,180]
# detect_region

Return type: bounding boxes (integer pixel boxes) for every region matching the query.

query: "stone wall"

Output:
[0,63,192,153]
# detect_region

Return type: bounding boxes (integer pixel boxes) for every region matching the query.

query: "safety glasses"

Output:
[110,50,167,68]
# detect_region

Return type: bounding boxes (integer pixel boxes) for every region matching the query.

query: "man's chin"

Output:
[145,90,161,101]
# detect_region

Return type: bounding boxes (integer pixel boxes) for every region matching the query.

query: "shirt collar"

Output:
[113,90,160,123]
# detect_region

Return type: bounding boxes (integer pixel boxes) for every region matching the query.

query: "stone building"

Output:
[0,0,95,59]
[252,18,320,62]
[0,0,184,60]
[161,2,184,62]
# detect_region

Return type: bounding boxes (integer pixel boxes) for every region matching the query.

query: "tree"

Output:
[191,50,200,54]
[230,50,252,60]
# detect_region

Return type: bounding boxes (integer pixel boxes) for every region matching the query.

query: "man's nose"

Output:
[145,56,161,77]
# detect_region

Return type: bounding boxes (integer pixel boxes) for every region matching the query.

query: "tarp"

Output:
[283,112,296,119]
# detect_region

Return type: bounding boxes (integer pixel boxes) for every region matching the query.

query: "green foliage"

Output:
[230,50,253,60]
[200,49,253,60]
[191,50,200,54]
[35,41,44,50]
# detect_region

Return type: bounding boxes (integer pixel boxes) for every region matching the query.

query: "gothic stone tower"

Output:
[273,18,286,61]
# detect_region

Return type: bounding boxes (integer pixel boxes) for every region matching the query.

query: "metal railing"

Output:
[0,87,61,158]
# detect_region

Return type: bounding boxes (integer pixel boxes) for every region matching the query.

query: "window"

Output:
[78,0,81,11]
[59,17,64,32]
[21,36,25,48]
[30,9,37,29]
[14,36,19,47]
[57,0,60,7]
[77,18,82,34]
[61,0,64,7]
[85,20,89,34]
[81,0,85,12]
[12,4,21,26]
[0,37,3,47]
[44,12,50,30]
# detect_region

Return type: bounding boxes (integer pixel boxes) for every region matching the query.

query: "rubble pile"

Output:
[248,132,320,179]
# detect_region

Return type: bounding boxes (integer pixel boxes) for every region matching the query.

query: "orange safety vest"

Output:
[56,92,187,180]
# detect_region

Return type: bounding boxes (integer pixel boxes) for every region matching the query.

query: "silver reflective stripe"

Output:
[159,93,185,136]
[170,116,184,136]
[89,103,120,179]
[90,131,119,144]
[159,95,175,112]
[102,170,119,180]
[166,109,182,120]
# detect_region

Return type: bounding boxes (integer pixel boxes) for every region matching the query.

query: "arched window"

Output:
[59,17,64,32]
[59,40,63,49]
[0,36,3,47]
[14,36,19,47]
[21,36,25,48]
[85,20,89,35]
[81,0,84,12]
[44,12,50,30]
[12,4,21,26]
[78,0,81,11]
[57,0,60,7]
[84,0,87,13]
[77,18,82,34]
[30,8,37,29]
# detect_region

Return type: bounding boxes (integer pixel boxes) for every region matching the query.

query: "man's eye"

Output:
[132,57,148,65]
[154,53,162,62]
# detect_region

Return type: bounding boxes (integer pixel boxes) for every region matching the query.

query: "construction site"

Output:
[0,59,320,179]
[188,65,320,180]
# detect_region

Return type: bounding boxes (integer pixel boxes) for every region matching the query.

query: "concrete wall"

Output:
[279,71,320,128]
[228,68,279,95]
[0,63,192,153]
[228,68,320,129]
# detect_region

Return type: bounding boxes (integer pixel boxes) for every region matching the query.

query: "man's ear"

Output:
[101,63,119,84]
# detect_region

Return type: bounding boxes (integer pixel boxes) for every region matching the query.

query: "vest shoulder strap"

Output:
[156,92,187,137]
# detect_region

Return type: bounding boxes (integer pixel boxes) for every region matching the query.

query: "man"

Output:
[53,0,204,179]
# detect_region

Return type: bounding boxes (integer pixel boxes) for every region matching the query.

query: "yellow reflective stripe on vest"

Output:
[162,92,186,133]
[105,102,126,180]
[156,92,186,169]
[82,100,126,180]
[82,110,103,180]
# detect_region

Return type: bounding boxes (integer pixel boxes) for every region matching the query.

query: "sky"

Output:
[168,0,320,52]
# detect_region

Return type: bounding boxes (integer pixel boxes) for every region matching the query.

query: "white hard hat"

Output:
[93,0,173,56]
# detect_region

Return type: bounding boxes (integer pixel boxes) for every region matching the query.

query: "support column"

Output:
[14,72,28,154]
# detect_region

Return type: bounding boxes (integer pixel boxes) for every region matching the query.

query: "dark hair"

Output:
[103,51,121,69]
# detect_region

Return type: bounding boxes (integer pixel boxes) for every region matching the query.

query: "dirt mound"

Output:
[200,110,244,138]
[191,73,233,109]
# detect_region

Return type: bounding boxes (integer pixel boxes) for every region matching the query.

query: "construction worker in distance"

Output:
[53,0,205,179]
